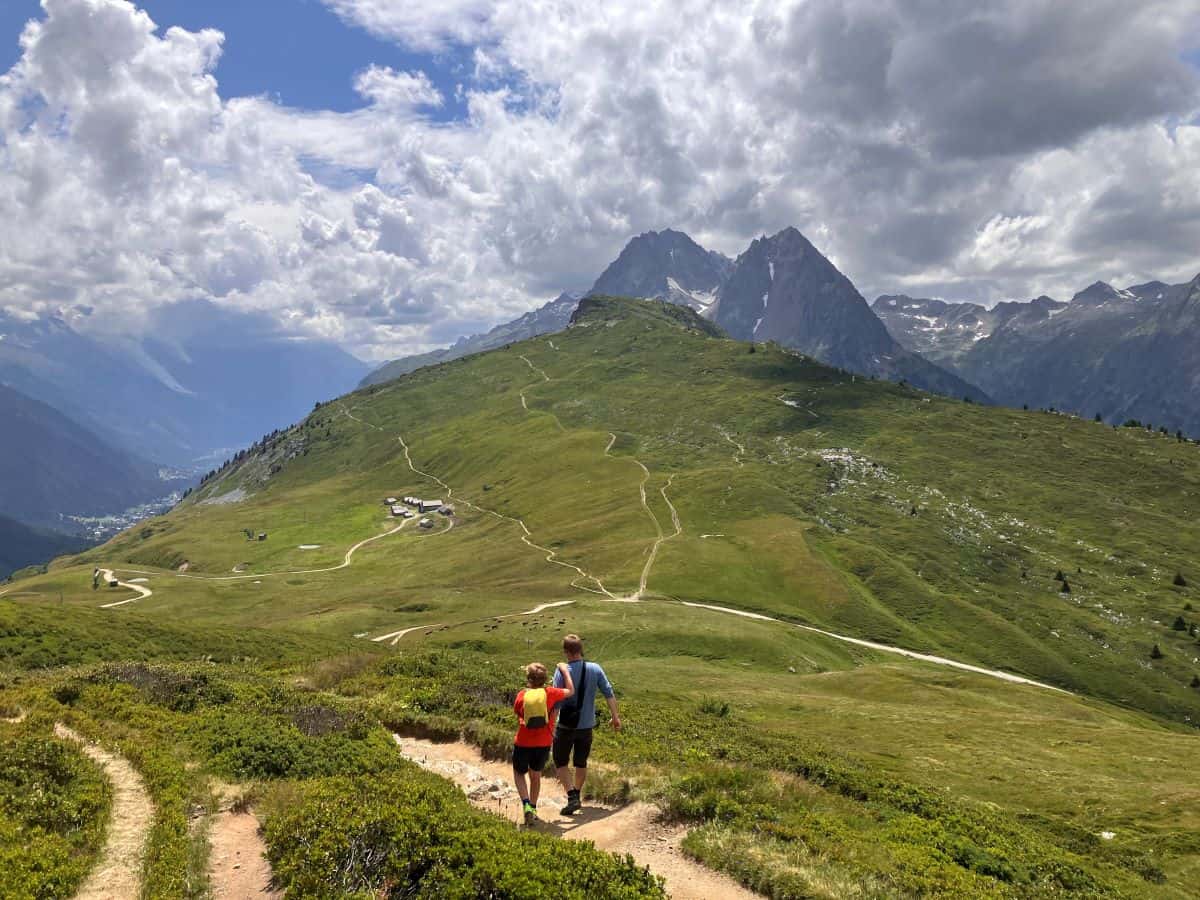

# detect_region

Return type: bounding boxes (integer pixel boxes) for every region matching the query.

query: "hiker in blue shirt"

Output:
[552,633,621,815]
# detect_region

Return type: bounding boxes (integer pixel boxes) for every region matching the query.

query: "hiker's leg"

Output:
[573,728,594,791]
[552,728,573,791]
[513,767,529,802]
[529,770,542,806]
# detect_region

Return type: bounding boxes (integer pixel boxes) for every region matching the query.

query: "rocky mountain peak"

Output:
[1071,281,1134,306]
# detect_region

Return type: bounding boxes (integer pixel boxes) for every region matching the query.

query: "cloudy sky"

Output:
[0,0,1198,360]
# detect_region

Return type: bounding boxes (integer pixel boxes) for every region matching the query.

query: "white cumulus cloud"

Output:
[0,0,1198,362]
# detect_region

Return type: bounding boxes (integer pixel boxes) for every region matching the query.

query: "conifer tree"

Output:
[1172,616,1187,631]
[1150,643,1163,660]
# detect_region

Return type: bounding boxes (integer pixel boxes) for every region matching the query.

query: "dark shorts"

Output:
[552,726,594,769]
[511,744,550,774]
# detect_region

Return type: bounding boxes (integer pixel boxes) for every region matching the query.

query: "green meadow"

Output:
[5,296,1199,897]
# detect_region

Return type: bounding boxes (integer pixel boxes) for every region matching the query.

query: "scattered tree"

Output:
[1094,412,1102,423]
[1191,675,1200,689]
[1189,623,1197,638]
[1186,601,1194,611]
[748,344,756,354]
[1175,572,1188,587]
[1060,579,1071,594]
[1172,616,1188,631]
[1054,570,1065,582]
[1150,643,1164,660]
[1022,404,1029,411]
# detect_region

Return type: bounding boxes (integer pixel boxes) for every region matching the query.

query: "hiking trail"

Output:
[207,786,280,899]
[55,723,154,900]
[393,735,760,900]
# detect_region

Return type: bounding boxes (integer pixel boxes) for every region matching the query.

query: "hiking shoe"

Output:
[523,803,538,826]
[560,792,582,816]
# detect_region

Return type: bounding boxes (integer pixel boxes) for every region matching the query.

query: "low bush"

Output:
[263,773,665,898]
[0,726,111,900]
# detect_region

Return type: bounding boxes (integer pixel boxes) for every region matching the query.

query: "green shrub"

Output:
[264,774,665,898]
[0,729,111,900]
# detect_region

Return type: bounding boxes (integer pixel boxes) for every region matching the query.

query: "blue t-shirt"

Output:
[552,660,614,730]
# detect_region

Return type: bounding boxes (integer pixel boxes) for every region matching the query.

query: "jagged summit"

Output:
[588,229,730,311]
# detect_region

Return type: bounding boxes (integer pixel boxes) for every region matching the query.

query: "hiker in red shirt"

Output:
[513,661,575,825]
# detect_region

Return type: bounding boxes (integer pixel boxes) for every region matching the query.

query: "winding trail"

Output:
[98,569,154,608]
[717,427,746,466]
[396,432,616,599]
[680,602,1071,693]
[394,735,761,900]
[372,622,445,646]
[55,723,154,900]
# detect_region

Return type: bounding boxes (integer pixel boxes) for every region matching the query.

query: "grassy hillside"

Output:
[8,296,1200,896]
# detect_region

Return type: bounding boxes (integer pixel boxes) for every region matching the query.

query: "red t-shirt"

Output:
[513,686,569,747]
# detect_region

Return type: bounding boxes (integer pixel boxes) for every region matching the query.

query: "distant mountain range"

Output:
[709,228,985,400]
[0,513,86,580]
[874,275,1200,433]
[361,292,581,387]
[0,299,368,572]
[1,299,369,468]
[363,227,984,401]
[0,383,168,531]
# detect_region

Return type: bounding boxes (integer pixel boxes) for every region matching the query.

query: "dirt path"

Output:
[396,432,616,598]
[716,427,746,466]
[207,788,280,899]
[55,723,154,900]
[173,514,420,584]
[393,735,760,900]
[680,601,1071,693]
[98,569,154,608]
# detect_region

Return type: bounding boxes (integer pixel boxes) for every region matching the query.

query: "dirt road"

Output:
[98,569,154,608]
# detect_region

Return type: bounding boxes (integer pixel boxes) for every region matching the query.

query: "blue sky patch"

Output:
[0,0,473,120]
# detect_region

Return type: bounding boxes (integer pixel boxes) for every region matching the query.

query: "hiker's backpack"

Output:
[523,688,549,729]
[558,661,589,729]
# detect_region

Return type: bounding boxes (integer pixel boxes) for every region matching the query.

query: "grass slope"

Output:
[7,296,1200,896]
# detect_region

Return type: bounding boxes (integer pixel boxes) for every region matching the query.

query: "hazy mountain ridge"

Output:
[0,300,369,466]
[875,274,1200,432]
[360,292,580,387]
[0,514,87,579]
[0,383,168,531]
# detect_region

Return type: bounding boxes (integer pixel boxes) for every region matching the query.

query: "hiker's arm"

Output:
[556,662,575,699]
[596,667,621,730]
[605,695,622,731]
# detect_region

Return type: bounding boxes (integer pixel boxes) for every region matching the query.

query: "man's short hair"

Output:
[562,634,583,656]
[525,662,548,687]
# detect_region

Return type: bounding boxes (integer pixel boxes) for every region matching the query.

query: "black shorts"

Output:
[552,726,594,769]
[511,744,550,774]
